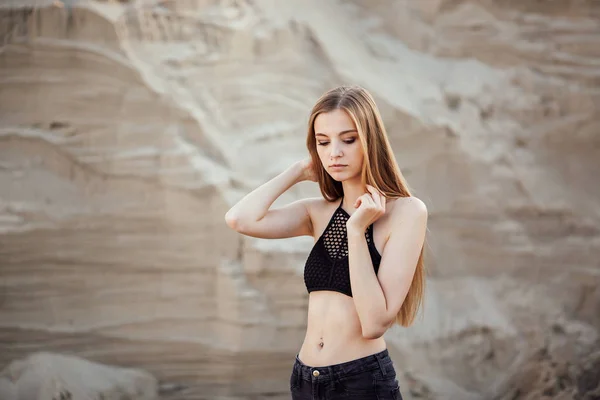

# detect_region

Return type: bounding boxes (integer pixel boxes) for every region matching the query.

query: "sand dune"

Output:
[0,0,599,399]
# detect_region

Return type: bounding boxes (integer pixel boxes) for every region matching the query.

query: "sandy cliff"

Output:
[0,0,599,399]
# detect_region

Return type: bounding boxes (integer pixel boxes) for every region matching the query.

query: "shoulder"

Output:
[389,196,428,223]
[300,196,340,235]
[302,196,338,217]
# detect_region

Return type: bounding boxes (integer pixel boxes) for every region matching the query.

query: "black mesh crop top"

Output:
[304,197,382,297]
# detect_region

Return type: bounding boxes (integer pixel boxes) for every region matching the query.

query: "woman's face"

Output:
[313,108,364,182]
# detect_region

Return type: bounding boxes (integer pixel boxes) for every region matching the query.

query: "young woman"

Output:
[225,85,428,400]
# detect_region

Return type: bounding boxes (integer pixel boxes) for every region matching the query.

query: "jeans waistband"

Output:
[293,349,393,382]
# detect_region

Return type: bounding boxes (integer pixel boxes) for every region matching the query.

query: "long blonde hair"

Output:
[306,85,426,327]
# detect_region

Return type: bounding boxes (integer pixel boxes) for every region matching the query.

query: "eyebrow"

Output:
[315,129,357,137]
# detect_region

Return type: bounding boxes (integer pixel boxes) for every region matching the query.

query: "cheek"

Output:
[316,146,327,162]
[350,144,364,163]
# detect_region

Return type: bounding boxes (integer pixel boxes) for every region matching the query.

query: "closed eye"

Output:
[317,138,356,146]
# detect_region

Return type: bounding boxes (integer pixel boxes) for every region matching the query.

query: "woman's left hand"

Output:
[346,185,386,234]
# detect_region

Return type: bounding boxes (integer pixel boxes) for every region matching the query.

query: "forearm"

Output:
[225,162,303,225]
[347,230,389,339]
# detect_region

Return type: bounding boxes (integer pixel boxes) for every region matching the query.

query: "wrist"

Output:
[346,223,366,238]
[289,161,305,184]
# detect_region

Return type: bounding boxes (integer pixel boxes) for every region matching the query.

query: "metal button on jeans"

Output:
[312,370,320,377]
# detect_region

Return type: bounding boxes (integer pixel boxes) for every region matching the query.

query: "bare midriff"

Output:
[297,290,387,367]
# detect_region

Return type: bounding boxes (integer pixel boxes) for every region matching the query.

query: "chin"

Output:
[327,171,344,179]
[328,171,357,182]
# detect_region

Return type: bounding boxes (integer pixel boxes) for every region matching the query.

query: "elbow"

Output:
[224,210,241,231]
[361,324,387,340]
[225,211,253,234]
[361,316,394,340]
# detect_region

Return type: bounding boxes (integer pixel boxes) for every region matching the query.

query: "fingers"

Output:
[352,186,386,219]
[354,193,371,209]
[366,185,381,207]
[366,185,386,213]
[354,193,370,208]
[362,193,375,207]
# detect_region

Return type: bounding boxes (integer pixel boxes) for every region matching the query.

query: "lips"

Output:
[330,164,347,167]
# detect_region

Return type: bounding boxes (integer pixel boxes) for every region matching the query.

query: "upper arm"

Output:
[377,197,428,320]
[227,198,315,240]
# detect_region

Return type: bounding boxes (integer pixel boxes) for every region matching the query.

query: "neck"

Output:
[340,178,366,216]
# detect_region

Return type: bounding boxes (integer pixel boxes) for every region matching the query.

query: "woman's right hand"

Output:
[299,157,318,182]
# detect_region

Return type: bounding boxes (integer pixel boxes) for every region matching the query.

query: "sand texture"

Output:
[1,0,599,399]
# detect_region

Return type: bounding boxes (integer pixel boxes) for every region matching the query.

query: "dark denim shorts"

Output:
[289,349,403,400]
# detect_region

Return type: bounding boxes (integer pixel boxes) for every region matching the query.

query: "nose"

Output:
[330,142,343,159]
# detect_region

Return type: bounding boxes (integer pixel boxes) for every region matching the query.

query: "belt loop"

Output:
[376,353,387,377]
